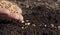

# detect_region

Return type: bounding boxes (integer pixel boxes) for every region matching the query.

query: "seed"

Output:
[21,20,25,23]
[50,24,54,28]
[44,25,47,27]
[21,27,24,29]
[27,22,30,25]
[0,1,19,14]
[58,26,60,30]
[25,22,30,25]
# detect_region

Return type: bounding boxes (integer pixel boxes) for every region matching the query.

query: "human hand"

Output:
[0,7,23,22]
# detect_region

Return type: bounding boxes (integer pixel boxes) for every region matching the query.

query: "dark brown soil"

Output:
[0,0,60,35]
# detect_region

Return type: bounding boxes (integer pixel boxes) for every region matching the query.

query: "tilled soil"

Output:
[0,0,60,35]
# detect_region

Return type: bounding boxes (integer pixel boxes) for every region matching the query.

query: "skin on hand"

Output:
[0,8,23,22]
[0,8,10,15]
[8,13,23,21]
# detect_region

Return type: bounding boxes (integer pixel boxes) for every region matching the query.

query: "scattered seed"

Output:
[0,1,20,14]
[44,25,47,27]
[50,24,54,28]
[27,22,30,25]
[21,20,25,23]
[25,22,30,25]
[21,27,24,29]
[58,26,60,30]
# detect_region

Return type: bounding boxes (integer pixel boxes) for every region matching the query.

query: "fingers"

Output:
[8,13,23,22]
[13,5,23,21]
[0,7,23,22]
[0,8,10,15]
[19,14,23,22]
[8,13,20,20]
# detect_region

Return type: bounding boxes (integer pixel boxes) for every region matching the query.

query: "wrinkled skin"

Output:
[0,6,23,22]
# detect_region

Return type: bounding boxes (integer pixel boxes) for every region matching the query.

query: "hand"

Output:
[0,6,23,22]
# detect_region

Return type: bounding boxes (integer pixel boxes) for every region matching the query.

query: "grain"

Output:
[0,0,20,14]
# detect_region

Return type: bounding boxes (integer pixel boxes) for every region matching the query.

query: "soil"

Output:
[0,0,60,35]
